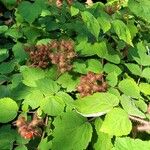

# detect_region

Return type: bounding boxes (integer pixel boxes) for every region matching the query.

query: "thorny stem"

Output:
[137,65,142,85]
[129,115,150,132]
[137,125,150,131]
[88,117,96,122]
[129,115,150,125]
[41,115,49,139]
[101,59,104,83]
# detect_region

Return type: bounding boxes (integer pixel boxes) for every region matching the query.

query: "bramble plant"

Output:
[0,0,150,149]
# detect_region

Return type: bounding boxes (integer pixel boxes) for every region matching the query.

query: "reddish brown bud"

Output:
[95,74,103,80]
[77,85,83,92]
[102,82,108,89]
[83,84,91,92]
[81,77,87,83]
[13,116,26,127]
[92,84,100,92]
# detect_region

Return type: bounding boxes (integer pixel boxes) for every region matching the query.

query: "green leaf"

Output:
[0,25,8,34]
[73,59,102,74]
[23,26,42,43]
[70,6,79,16]
[104,49,120,64]
[81,11,100,40]
[0,85,10,98]
[128,43,150,66]
[21,66,45,87]
[94,118,113,150]
[5,28,23,40]
[0,60,16,74]
[135,99,147,113]
[56,92,74,109]
[10,73,22,89]
[37,38,52,45]
[125,63,142,76]
[136,42,150,66]
[75,41,107,57]
[52,111,92,150]
[113,137,150,150]
[139,54,150,67]
[112,20,133,46]
[100,108,132,136]
[118,79,140,98]
[57,73,79,92]
[104,63,122,75]
[141,68,150,79]
[0,75,9,85]
[18,1,42,23]
[36,78,60,96]
[23,88,44,109]
[120,95,145,118]
[86,59,103,73]
[106,72,118,87]
[0,98,18,123]
[10,83,32,100]
[0,0,16,9]
[41,9,51,17]
[73,61,87,74]
[127,21,138,39]
[0,49,9,62]
[38,138,52,150]
[40,96,65,116]
[15,145,28,150]
[97,12,111,33]
[108,88,120,97]
[45,66,58,80]
[0,125,16,150]
[128,0,150,23]
[94,41,107,58]
[12,42,28,63]
[139,83,150,95]
[137,41,147,53]
[74,92,119,117]
[16,134,29,145]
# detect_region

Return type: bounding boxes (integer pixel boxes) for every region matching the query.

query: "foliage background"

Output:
[0,0,150,149]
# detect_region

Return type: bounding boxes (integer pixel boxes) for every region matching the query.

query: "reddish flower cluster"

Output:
[56,0,73,7]
[77,72,108,97]
[13,115,43,139]
[104,3,121,15]
[26,40,76,73]
[28,45,50,68]
[48,40,76,73]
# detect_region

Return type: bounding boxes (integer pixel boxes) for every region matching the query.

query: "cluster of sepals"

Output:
[77,72,107,97]
[13,114,43,139]
[26,40,76,73]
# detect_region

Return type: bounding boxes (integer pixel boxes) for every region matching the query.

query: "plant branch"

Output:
[129,115,150,125]
[41,115,49,139]
[137,124,150,131]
